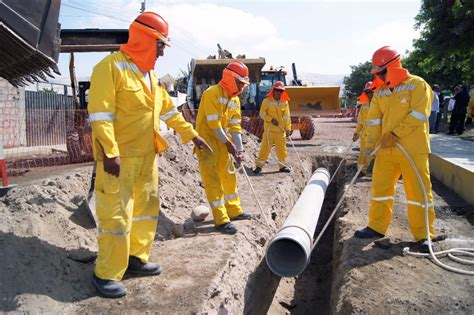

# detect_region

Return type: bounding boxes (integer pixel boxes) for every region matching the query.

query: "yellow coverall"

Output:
[365,74,435,241]
[195,84,244,226]
[88,51,197,281]
[354,101,371,173]
[255,97,292,168]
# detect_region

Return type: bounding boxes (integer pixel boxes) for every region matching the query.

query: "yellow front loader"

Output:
[184,59,341,140]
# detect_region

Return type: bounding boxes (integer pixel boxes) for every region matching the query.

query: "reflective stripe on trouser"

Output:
[255,128,287,168]
[197,137,243,225]
[357,137,370,173]
[95,151,159,281]
[368,149,434,241]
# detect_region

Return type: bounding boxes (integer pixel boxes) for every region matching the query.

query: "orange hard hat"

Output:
[135,12,170,46]
[273,81,285,90]
[364,81,373,91]
[226,61,249,84]
[370,46,400,74]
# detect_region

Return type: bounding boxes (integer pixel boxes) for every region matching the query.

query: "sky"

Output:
[56,0,422,83]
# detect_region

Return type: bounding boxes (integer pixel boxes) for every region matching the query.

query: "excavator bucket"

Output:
[285,86,341,116]
[0,0,61,86]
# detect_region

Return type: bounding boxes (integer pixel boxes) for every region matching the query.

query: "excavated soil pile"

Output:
[0,130,312,313]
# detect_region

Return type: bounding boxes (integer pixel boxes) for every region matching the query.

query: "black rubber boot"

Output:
[231,212,252,221]
[126,256,161,276]
[92,274,127,298]
[216,222,237,234]
[354,227,384,239]
[279,167,291,173]
[253,167,262,175]
[419,239,430,253]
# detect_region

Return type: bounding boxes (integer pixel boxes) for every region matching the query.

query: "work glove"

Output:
[352,133,360,142]
[103,155,121,177]
[380,132,399,148]
[271,118,279,126]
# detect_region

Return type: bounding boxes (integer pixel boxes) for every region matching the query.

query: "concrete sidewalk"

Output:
[429,134,474,205]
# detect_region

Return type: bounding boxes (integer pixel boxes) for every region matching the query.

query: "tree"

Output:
[342,61,372,106]
[404,0,474,89]
[40,87,57,94]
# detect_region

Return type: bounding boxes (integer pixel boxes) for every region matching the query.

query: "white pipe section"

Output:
[265,168,330,277]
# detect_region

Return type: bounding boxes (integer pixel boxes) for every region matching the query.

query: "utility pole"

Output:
[140,1,146,13]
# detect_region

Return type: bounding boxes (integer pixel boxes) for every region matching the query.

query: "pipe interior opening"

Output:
[266,238,308,277]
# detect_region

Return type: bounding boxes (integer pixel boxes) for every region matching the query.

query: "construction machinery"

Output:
[185,58,340,140]
[0,0,62,86]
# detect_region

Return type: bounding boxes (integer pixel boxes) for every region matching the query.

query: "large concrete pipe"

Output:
[265,168,330,277]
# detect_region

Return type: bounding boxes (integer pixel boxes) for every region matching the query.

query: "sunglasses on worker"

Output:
[157,38,170,48]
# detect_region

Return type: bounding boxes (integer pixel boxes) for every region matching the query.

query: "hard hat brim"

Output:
[236,77,250,84]
[370,66,385,75]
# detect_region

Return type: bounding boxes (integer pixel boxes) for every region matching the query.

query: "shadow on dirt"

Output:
[0,232,96,312]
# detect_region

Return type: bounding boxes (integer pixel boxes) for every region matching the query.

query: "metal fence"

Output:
[25,91,75,146]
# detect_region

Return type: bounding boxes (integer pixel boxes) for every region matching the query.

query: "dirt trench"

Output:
[1,124,473,314]
[241,155,344,315]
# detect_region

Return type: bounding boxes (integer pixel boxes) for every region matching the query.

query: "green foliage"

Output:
[342,61,372,106]
[404,0,474,89]
[40,87,57,94]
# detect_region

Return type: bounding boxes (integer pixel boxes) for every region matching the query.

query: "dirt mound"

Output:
[0,130,267,312]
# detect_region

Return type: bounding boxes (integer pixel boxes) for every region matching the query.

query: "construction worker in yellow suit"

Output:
[88,12,211,298]
[195,61,253,235]
[355,46,435,253]
[254,81,292,174]
[353,82,374,176]
[352,79,382,176]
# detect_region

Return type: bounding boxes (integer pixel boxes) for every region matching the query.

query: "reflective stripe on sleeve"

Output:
[89,112,115,122]
[229,119,241,124]
[160,107,179,121]
[409,110,428,121]
[207,114,219,121]
[367,118,381,126]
